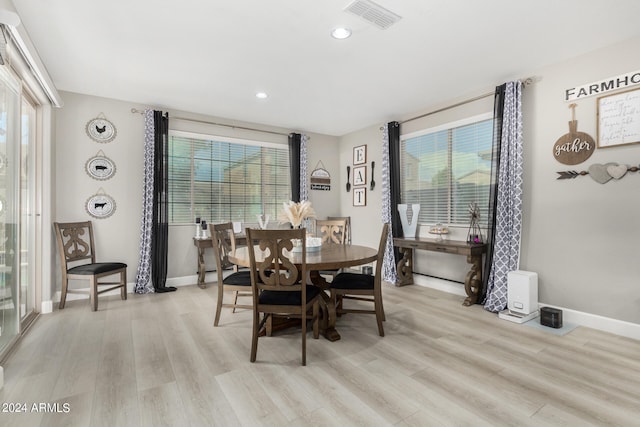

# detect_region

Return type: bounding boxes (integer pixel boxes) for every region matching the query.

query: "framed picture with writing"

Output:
[597,87,640,148]
[353,145,367,165]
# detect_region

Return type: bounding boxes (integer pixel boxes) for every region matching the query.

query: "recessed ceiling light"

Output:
[331,27,352,39]
[255,92,268,99]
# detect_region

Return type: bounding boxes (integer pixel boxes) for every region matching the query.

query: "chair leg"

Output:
[90,277,98,312]
[214,281,224,326]
[250,307,259,363]
[232,291,239,313]
[266,314,273,337]
[121,270,127,301]
[301,309,307,366]
[375,293,384,337]
[59,279,68,309]
[313,301,319,339]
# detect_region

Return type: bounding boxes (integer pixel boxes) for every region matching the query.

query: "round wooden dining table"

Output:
[228,243,378,341]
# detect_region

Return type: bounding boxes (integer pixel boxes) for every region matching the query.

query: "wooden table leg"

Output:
[395,247,414,286]
[196,246,206,289]
[310,271,341,341]
[463,254,483,306]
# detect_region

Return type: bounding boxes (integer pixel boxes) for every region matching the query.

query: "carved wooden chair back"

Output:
[212,222,238,271]
[316,219,347,245]
[316,218,349,281]
[327,216,351,244]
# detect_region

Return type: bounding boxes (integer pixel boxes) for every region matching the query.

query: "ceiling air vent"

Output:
[344,0,402,30]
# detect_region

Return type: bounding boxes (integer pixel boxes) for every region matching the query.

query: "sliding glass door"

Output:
[0,65,21,353]
[20,94,37,326]
[0,63,40,357]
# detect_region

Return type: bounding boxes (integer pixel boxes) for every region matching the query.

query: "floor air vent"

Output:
[344,0,402,30]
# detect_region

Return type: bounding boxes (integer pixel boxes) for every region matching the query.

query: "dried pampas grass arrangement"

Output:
[278,200,316,228]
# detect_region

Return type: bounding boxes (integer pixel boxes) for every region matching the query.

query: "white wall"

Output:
[54,92,147,297]
[338,125,385,248]
[53,35,640,328]
[338,35,640,326]
[54,92,340,291]
[339,91,495,283]
[521,36,640,324]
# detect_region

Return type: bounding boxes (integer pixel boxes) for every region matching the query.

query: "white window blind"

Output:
[168,132,291,224]
[400,114,493,226]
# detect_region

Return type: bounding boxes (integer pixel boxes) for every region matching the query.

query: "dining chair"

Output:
[329,223,389,336]
[327,216,351,244]
[316,219,348,245]
[246,227,321,366]
[316,219,348,282]
[212,222,253,326]
[54,221,127,311]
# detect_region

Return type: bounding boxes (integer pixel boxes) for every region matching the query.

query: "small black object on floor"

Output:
[540,306,563,328]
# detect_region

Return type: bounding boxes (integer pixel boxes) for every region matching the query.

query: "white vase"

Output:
[398,204,420,237]
[257,214,270,229]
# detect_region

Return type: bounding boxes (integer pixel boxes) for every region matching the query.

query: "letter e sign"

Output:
[353,145,367,165]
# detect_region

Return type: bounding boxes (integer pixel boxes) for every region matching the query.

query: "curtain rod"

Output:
[380,77,534,130]
[130,108,291,137]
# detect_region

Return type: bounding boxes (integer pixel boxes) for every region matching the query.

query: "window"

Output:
[168,131,291,224]
[401,113,493,226]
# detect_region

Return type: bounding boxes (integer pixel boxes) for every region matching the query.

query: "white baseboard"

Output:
[535,303,640,341]
[51,274,215,305]
[412,274,467,297]
[412,274,640,341]
[41,300,53,314]
[166,273,216,288]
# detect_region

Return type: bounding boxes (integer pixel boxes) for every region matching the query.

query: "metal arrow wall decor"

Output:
[556,163,640,183]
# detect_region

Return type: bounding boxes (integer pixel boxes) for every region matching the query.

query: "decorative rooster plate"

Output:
[86,115,117,143]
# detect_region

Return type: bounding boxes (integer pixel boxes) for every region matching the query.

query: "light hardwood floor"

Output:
[1,281,639,427]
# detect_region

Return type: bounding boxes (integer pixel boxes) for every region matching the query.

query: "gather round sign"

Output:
[553,121,595,165]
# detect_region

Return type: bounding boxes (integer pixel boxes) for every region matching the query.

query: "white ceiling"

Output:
[13,0,640,136]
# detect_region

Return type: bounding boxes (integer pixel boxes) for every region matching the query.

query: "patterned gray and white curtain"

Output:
[381,124,398,283]
[484,81,523,312]
[300,134,309,201]
[134,110,156,294]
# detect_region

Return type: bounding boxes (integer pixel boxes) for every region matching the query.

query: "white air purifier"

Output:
[498,270,539,323]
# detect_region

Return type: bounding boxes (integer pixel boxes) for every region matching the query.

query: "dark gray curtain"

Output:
[387,122,403,263]
[288,133,301,203]
[482,85,505,301]
[135,110,175,294]
[381,122,400,283]
[152,111,175,293]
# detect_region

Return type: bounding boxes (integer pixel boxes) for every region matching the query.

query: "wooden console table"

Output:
[393,237,486,306]
[192,234,246,289]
